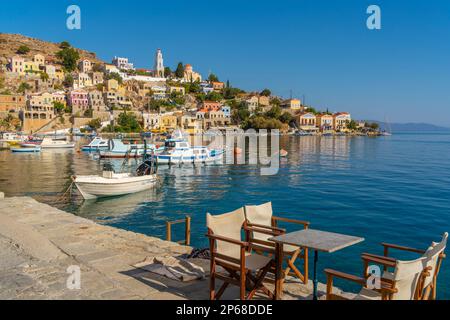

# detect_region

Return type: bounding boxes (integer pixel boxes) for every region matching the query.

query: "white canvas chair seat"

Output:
[207,207,274,300]
[380,233,447,299]
[216,253,273,272]
[326,256,427,300]
[244,202,310,286]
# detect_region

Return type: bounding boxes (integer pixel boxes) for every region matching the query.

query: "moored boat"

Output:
[73,159,159,200]
[40,137,75,149]
[99,139,163,158]
[81,137,109,151]
[11,146,41,153]
[155,131,224,165]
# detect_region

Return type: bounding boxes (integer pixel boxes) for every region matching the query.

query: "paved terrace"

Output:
[0,195,348,300]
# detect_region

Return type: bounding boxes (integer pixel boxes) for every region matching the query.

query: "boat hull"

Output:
[156,152,223,164]
[11,147,41,153]
[74,174,158,199]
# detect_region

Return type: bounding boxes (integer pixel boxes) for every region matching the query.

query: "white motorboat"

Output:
[0,132,26,145]
[73,160,158,200]
[99,139,164,158]
[40,137,75,149]
[81,137,109,151]
[155,130,224,165]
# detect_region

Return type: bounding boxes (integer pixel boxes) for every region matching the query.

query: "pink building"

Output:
[68,90,89,115]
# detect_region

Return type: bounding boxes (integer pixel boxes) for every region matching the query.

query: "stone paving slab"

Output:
[0,196,345,300]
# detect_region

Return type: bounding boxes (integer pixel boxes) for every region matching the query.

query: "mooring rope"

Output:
[54,181,75,204]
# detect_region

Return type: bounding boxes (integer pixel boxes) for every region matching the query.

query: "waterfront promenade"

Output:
[0,194,346,300]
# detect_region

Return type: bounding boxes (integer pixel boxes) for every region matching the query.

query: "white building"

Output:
[143,113,161,130]
[112,56,134,71]
[153,49,164,78]
[78,59,92,73]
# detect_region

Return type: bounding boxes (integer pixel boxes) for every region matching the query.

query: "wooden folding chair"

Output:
[364,232,447,300]
[206,208,275,300]
[325,255,431,300]
[244,202,309,285]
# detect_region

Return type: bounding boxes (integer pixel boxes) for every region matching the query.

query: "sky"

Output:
[1,0,450,126]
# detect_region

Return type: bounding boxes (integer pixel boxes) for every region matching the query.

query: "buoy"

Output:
[280,149,288,157]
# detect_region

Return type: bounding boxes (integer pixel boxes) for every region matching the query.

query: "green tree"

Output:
[174,62,184,78]
[265,105,282,119]
[116,112,141,132]
[205,91,223,102]
[208,73,219,82]
[56,47,80,72]
[106,72,123,85]
[53,101,65,114]
[59,41,71,49]
[260,89,271,97]
[17,45,30,55]
[279,112,294,124]
[63,74,74,87]
[40,72,49,82]
[88,118,102,130]
[347,120,358,131]
[17,82,32,93]
[164,66,172,78]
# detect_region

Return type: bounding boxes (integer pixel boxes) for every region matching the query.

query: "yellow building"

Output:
[160,114,178,132]
[181,114,202,135]
[168,86,185,95]
[106,79,119,91]
[281,98,302,111]
[24,61,40,73]
[33,54,45,66]
[316,114,334,132]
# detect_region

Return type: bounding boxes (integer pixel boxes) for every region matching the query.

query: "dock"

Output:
[0,195,349,300]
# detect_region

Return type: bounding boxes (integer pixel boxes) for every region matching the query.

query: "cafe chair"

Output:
[206,207,275,300]
[364,232,447,300]
[325,255,430,300]
[244,202,310,285]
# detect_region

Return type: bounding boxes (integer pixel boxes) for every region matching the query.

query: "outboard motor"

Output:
[102,162,114,178]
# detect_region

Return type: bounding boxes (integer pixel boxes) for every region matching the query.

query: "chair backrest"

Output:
[391,257,427,300]
[422,232,448,288]
[207,208,245,259]
[244,202,273,242]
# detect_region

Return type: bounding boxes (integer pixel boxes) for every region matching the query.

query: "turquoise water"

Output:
[1,132,449,298]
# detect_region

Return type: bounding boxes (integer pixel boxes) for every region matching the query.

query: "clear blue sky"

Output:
[1,0,450,126]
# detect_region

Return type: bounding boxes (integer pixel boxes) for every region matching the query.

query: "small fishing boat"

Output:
[155,131,224,165]
[11,146,41,153]
[73,158,158,200]
[40,137,75,149]
[99,139,163,158]
[0,132,26,145]
[81,137,109,151]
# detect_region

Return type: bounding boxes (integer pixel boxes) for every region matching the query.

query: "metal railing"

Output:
[166,216,191,246]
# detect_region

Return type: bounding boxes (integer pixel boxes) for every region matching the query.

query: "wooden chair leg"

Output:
[247,263,272,300]
[303,247,309,285]
[326,274,333,300]
[210,273,216,300]
[216,282,229,300]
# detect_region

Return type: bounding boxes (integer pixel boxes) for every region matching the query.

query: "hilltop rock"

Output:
[0,33,104,66]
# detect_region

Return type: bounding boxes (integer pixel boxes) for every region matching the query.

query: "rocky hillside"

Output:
[0,33,104,67]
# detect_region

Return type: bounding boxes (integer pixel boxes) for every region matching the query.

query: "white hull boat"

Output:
[156,130,224,165]
[81,137,109,151]
[41,137,75,149]
[73,173,158,200]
